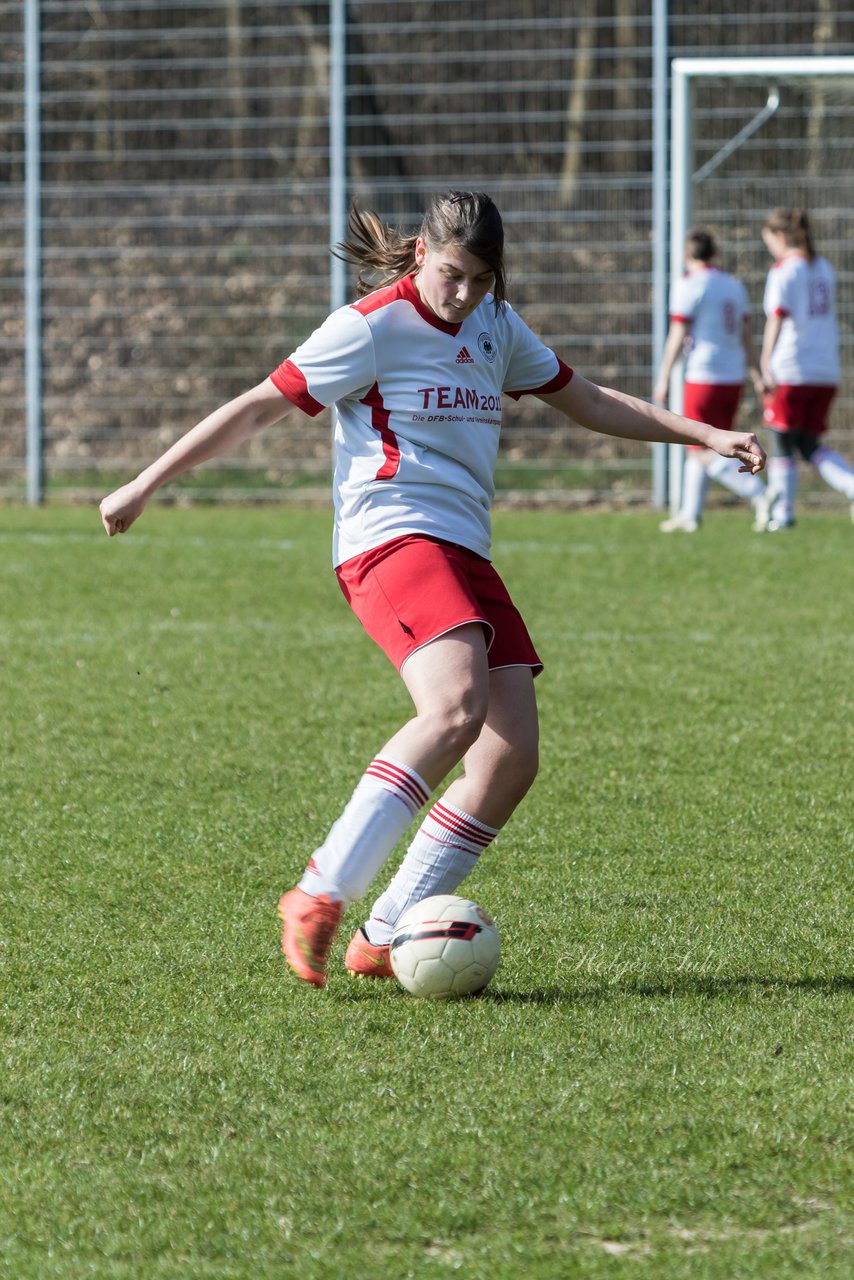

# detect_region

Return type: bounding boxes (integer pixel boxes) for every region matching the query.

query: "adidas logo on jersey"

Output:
[455,346,474,364]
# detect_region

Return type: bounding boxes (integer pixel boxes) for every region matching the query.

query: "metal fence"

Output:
[3,1,854,506]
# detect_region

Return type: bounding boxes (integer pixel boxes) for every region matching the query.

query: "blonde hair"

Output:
[334,191,506,312]
[763,207,816,260]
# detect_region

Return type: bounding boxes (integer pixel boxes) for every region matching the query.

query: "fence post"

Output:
[24,0,44,506]
[667,60,693,516]
[651,0,669,508]
[329,0,347,313]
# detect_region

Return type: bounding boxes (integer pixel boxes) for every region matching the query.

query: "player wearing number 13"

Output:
[760,207,854,530]
[98,191,766,988]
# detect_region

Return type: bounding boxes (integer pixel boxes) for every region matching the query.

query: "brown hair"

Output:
[686,227,716,263]
[334,190,506,312]
[763,207,816,260]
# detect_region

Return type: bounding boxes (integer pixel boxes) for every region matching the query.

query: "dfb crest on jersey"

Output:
[477,332,497,363]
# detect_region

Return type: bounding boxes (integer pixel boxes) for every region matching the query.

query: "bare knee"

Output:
[421,690,488,760]
[440,702,488,758]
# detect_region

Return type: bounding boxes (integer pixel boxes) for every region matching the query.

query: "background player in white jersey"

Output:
[654,228,766,532]
[760,207,854,530]
[99,191,765,989]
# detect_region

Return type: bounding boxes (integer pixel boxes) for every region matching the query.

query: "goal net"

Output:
[665,57,854,512]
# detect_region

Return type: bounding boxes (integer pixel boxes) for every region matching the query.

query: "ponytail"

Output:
[763,207,817,260]
[334,190,507,312]
[334,205,419,296]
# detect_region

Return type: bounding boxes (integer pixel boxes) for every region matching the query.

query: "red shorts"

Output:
[335,535,542,676]
[763,384,836,435]
[682,382,743,447]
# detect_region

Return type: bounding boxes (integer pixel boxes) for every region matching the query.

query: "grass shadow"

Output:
[485,972,854,1006]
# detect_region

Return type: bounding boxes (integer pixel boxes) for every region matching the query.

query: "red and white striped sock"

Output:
[299,756,430,904]
[365,799,499,945]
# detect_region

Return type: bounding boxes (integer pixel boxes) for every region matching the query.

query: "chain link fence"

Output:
[3,1,853,506]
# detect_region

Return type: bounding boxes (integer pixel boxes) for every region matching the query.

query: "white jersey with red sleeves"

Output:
[763,253,839,386]
[270,273,572,565]
[669,266,749,384]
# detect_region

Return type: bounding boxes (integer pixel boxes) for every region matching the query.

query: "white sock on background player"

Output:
[767,456,798,523]
[300,757,430,903]
[705,453,766,501]
[812,446,854,500]
[680,453,708,523]
[364,799,499,945]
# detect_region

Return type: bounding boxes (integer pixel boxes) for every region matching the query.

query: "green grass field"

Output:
[1,504,852,1279]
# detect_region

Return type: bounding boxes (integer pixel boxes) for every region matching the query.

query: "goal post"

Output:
[663,56,854,514]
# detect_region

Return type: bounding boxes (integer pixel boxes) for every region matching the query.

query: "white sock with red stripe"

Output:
[299,757,430,904]
[364,800,499,945]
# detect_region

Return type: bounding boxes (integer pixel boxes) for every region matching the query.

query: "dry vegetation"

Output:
[2,2,852,495]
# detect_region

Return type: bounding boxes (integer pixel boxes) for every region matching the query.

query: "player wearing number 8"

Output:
[654,228,768,533]
[760,207,854,530]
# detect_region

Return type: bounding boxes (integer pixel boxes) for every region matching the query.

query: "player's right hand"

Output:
[99,482,148,536]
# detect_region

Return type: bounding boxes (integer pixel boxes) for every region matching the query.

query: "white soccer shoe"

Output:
[752,493,771,533]
[659,515,699,533]
[765,517,796,532]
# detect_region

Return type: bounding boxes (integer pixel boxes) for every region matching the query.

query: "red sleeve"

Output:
[269,359,325,417]
[506,358,574,402]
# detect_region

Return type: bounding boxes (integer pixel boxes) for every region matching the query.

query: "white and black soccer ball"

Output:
[389,894,500,998]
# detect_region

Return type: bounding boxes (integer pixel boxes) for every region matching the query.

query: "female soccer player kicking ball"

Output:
[100,192,765,988]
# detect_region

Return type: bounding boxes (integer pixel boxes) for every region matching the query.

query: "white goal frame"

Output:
[664,56,854,513]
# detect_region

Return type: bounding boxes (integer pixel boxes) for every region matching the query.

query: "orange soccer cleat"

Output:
[344,927,394,979]
[278,887,344,988]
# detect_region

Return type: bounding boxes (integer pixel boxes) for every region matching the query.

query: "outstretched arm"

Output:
[539,373,766,474]
[99,377,293,535]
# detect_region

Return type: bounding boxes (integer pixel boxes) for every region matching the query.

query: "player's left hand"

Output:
[726,431,766,474]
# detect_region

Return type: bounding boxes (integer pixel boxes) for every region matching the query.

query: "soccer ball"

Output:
[389,894,500,998]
